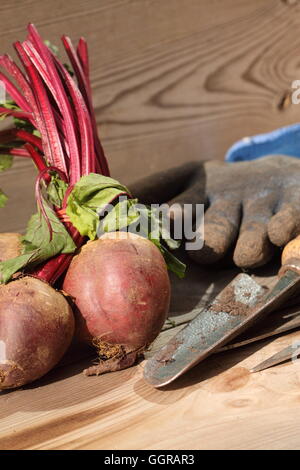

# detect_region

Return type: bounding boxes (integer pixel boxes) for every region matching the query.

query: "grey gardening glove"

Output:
[129,155,300,269]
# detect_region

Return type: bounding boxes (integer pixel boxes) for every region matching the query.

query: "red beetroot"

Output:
[0,277,74,389]
[0,25,108,389]
[0,234,74,389]
[63,232,171,375]
[0,26,180,385]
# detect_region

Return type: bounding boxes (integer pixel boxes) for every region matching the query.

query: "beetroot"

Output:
[0,26,183,386]
[0,26,102,389]
[0,277,74,389]
[63,232,171,375]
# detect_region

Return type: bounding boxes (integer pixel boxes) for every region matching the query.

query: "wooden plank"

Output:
[0,328,300,450]
[0,159,36,233]
[0,1,300,185]
[2,0,300,229]
[2,263,300,450]
[1,0,300,450]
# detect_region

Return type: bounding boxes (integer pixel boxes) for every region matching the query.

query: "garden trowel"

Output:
[144,236,300,387]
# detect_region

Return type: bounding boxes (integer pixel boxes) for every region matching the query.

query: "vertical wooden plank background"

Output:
[1,0,300,231]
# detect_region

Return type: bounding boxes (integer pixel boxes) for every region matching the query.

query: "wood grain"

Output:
[1,262,300,450]
[1,0,300,450]
[2,1,300,230]
[1,323,300,450]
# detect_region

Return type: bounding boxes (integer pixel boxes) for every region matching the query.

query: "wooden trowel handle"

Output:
[280,235,300,276]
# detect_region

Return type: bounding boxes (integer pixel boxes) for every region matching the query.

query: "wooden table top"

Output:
[0,263,300,450]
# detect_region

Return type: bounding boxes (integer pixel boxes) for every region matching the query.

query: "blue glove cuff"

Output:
[225,123,300,162]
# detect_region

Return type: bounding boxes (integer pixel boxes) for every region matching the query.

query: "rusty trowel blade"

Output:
[219,307,300,351]
[144,269,300,387]
[144,273,263,387]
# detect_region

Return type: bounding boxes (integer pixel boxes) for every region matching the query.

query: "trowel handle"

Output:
[279,235,300,277]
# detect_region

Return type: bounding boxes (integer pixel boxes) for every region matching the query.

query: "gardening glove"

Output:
[130,155,300,269]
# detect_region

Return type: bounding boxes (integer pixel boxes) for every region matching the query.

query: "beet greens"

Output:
[0,24,185,284]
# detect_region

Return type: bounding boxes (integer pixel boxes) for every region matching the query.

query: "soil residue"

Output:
[211,286,251,317]
[156,339,183,364]
[92,338,124,360]
[84,350,138,376]
[84,339,140,376]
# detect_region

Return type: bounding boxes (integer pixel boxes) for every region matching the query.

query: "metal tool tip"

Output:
[249,367,262,373]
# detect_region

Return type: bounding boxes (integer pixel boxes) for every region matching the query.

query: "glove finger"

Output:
[268,186,300,246]
[188,198,241,264]
[168,189,208,224]
[167,163,213,224]
[233,196,275,268]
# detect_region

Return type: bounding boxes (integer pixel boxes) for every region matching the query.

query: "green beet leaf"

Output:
[0,189,8,208]
[0,155,13,209]
[46,174,68,207]
[98,198,140,234]
[0,154,13,172]
[155,243,186,279]
[0,100,37,132]
[66,173,131,240]
[0,201,77,283]
[66,174,186,278]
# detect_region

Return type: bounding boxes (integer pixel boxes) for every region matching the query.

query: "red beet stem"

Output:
[24,143,48,173]
[15,129,43,151]
[0,25,110,285]
[0,148,31,157]
[0,128,42,151]
[33,227,84,284]
[61,35,110,176]
[14,40,68,176]
[26,25,82,183]
[0,106,32,120]
[0,54,37,127]
[53,56,95,175]
[0,71,32,113]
